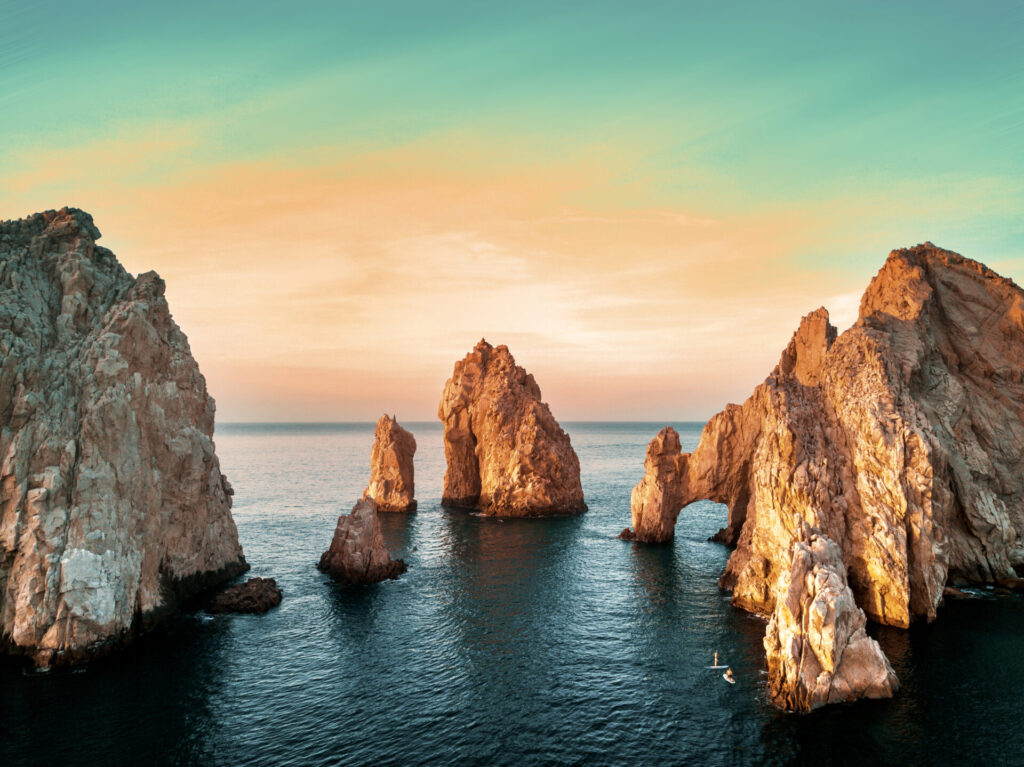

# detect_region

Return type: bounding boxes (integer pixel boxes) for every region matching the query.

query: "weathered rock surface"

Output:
[764,529,898,712]
[438,340,586,516]
[626,244,1024,709]
[0,208,246,667]
[363,415,416,512]
[318,498,407,585]
[206,577,282,614]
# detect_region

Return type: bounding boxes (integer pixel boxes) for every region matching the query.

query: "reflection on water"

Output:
[3,422,1024,766]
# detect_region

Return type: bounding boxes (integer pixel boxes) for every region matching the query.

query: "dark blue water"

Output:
[3,422,1023,766]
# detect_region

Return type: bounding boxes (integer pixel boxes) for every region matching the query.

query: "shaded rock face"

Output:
[764,530,898,712]
[317,498,407,585]
[363,415,416,512]
[0,208,246,667]
[438,340,586,516]
[206,577,282,615]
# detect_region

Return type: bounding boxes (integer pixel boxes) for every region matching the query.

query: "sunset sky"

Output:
[3,1,1023,421]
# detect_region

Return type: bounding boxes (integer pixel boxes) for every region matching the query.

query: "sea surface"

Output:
[3,422,1023,766]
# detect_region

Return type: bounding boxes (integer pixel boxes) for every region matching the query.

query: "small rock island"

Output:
[318,498,407,585]
[438,339,586,516]
[0,208,247,667]
[624,244,1024,711]
[363,414,417,512]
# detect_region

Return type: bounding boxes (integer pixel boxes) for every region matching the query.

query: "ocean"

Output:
[2,422,1023,766]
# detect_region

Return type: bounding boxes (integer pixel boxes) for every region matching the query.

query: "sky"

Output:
[2,1,1023,421]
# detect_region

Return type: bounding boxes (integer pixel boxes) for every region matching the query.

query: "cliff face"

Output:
[0,208,246,667]
[626,244,1024,710]
[317,498,407,585]
[438,340,586,516]
[363,415,416,512]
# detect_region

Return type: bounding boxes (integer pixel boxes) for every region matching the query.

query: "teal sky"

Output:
[2,1,1023,419]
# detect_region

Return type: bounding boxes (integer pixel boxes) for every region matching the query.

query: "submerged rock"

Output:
[764,530,898,712]
[363,414,417,512]
[0,208,246,667]
[626,244,1024,709]
[317,498,407,585]
[438,339,586,516]
[206,577,282,614]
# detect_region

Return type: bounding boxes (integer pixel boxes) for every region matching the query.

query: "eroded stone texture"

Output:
[0,208,246,667]
[764,529,898,712]
[626,244,1024,709]
[317,498,407,585]
[363,414,416,512]
[438,340,585,516]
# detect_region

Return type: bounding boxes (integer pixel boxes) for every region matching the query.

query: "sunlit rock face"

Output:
[764,529,898,712]
[363,415,416,512]
[317,498,407,585]
[626,244,1024,709]
[0,208,246,667]
[438,340,586,517]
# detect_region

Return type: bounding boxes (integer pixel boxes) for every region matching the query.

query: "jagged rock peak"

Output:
[363,414,417,512]
[438,339,586,516]
[1,207,246,667]
[317,498,407,585]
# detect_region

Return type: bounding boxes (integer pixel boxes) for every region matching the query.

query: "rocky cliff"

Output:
[625,244,1024,709]
[438,340,586,516]
[363,414,416,512]
[0,208,246,666]
[318,498,407,585]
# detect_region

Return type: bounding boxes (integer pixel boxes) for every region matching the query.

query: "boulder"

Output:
[318,498,407,585]
[438,339,586,516]
[363,414,416,512]
[0,208,246,667]
[206,577,282,614]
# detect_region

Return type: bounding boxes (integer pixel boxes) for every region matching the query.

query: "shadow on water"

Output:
[0,614,233,766]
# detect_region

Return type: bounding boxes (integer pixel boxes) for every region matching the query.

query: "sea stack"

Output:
[318,498,407,585]
[763,528,898,711]
[625,244,1024,710]
[438,339,586,516]
[363,415,417,512]
[0,208,247,667]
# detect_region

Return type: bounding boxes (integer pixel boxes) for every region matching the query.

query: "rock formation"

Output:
[764,529,898,711]
[206,577,282,614]
[363,415,416,512]
[318,498,407,585]
[438,340,586,516]
[0,208,246,667]
[625,243,1024,709]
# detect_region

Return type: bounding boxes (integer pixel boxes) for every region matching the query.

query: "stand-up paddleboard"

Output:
[705,665,728,669]
[722,673,735,684]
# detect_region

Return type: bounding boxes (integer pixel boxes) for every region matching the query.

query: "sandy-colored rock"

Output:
[626,244,1024,709]
[0,208,246,667]
[206,577,282,614]
[764,529,898,712]
[317,498,407,585]
[438,340,586,516]
[363,415,416,512]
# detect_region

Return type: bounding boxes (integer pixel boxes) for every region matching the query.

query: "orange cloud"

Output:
[0,134,933,421]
